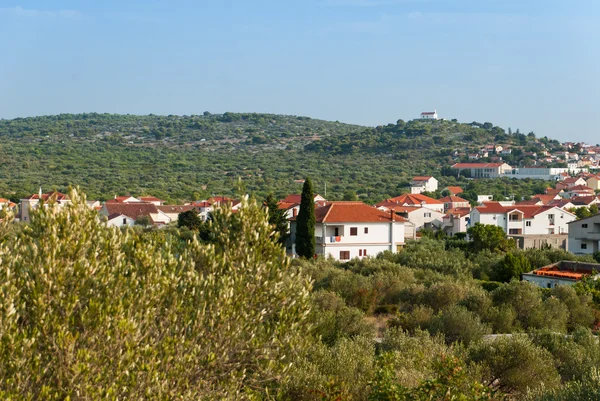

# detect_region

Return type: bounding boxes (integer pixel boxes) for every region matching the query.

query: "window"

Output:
[583,224,588,228]
[350,227,358,236]
[363,249,367,256]
[123,218,127,225]
[334,227,339,236]
[582,243,588,250]
[509,229,520,234]
[424,212,431,218]
[526,221,531,227]
[340,251,350,260]
[359,250,362,256]
[364,227,369,234]
[547,283,552,289]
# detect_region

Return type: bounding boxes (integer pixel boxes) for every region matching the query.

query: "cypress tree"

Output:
[295,178,316,258]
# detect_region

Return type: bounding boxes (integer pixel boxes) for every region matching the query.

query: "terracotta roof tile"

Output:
[313,202,407,223]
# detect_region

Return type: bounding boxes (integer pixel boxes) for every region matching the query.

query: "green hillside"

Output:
[0,113,563,202]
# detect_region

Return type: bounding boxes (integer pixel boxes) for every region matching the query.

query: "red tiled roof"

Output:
[421,111,435,115]
[439,196,469,203]
[277,201,298,210]
[476,202,570,219]
[386,193,443,205]
[451,162,506,168]
[29,191,69,201]
[157,205,196,213]
[103,203,159,220]
[412,176,433,181]
[445,186,463,194]
[281,194,323,204]
[445,207,471,218]
[189,201,212,207]
[106,196,139,204]
[140,196,164,202]
[312,202,406,223]
[568,185,593,191]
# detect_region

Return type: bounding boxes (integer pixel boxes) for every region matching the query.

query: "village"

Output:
[8,158,600,263]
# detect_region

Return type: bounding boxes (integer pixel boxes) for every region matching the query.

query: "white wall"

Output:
[315,221,405,260]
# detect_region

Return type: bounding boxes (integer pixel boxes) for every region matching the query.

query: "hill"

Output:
[0,113,566,202]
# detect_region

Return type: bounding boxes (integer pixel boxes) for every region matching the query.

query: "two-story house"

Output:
[568,214,600,255]
[439,195,470,212]
[410,176,438,194]
[288,202,406,261]
[470,202,576,235]
[20,191,72,223]
[441,207,471,236]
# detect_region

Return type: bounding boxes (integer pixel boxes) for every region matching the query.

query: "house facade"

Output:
[441,207,471,236]
[451,162,513,178]
[420,110,438,120]
[20,191,72,223]
[410,176,438,194]
[567,214,600,255]
[288,202,405,261]
[470,202,575,235]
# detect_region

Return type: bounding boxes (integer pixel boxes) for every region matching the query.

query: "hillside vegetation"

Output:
[0,113,564,202]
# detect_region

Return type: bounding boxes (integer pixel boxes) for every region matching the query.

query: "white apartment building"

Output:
[567,214,600,255]
[451,162,513,178]
[470,202,575,235]
[410,176,438,194]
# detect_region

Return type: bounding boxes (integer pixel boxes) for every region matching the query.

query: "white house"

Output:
[392,206,445,237]
[100,202,170,227]
[288,202,406,260]
[470,202,575,235]
[20,191,72,223]
[377,193,444,213]
[410,176,438,194]
[106,214,136,227]
[439,195,470,212]
[522,261,600,289]
[278,193,327,219]
[567,213,600,255]
[420,110,438,120]
[451,162,513,178]
[441,208,471,236]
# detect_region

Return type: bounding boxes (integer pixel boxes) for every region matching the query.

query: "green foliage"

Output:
[428,305,492,345]
[177,208,202,230]
[493,252,532,282]
[468,335,561,396]
[296,178,316,258]
[468,223,515,253]
[524,369,600,401]
[264,192,289,244]
[0,113,562,204]
[0,189,312,398]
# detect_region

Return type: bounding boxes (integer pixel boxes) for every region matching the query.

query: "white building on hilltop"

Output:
[420,110,438,120]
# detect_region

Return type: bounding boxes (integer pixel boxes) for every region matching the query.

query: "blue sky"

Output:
[1,0,599,142]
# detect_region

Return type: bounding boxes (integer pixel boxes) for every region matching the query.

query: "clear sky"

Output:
[1,0,599,142]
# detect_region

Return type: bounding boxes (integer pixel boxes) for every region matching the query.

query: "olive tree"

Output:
[0,189,312,399]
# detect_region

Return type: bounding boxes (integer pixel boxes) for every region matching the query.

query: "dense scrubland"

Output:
[2,191,600,400]
[0,113,562,203]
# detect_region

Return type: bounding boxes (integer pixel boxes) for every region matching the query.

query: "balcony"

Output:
[316,236,344,244]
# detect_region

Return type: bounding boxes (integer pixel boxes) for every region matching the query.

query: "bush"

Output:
[468,335,561,396]
[429,305,491,345]
[0,189,312,399]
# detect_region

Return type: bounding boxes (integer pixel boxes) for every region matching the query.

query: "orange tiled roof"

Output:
[313,202,407,223]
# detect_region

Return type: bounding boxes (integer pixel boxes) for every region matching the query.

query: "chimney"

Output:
[391,208,395,222]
